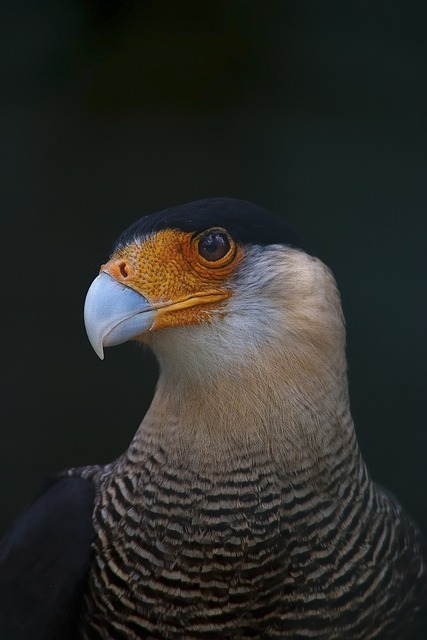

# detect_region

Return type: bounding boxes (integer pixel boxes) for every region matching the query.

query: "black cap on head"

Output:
[114,198,304,251]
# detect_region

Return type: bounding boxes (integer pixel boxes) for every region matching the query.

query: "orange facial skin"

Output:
[101,228,243,331]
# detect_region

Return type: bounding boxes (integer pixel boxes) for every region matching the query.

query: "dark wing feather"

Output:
[0,476,95,640]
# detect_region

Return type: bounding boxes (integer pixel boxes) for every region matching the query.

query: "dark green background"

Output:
[1,1,426,537]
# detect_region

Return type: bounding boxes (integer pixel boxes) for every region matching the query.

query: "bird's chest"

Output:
[80,465,293,638]
[78,464,425,640]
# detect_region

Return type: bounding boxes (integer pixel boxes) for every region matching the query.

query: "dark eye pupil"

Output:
[199,232,230,261]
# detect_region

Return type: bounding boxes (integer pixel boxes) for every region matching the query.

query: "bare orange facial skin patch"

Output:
[100,228,243,331]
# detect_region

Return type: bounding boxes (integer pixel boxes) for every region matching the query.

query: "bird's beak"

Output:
[84,272,156,360]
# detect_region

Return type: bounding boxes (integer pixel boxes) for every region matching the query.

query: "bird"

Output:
[0,197,426,639]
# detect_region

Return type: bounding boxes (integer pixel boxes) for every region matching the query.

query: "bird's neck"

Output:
[124,253,362,480]
[126,328,359,481]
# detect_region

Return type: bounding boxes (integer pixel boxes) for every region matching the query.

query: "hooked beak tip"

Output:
[83,272,155,359]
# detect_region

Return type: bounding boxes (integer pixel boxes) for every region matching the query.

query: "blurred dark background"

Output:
[1,0,426,537]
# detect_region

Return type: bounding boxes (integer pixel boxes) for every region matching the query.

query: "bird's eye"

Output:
[198,230,231,262]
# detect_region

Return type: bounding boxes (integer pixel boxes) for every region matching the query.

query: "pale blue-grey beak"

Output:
[84,272,156,360]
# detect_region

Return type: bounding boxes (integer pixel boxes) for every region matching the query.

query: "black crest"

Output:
[114,198,304,251]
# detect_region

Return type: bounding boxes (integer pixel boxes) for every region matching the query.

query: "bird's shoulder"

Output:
[0,475,95,640]
[372,482,427,634]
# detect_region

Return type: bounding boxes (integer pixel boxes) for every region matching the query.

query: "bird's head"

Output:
[84,198,351,462]
[84,198,346,393]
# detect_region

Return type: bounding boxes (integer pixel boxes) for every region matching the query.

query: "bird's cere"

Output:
[84,272,155,359]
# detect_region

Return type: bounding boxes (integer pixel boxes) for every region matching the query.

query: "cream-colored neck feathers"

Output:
[133,246,355,474]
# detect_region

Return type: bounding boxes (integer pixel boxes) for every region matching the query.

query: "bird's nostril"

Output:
[118,261,130,279]
[101,258,134,281]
